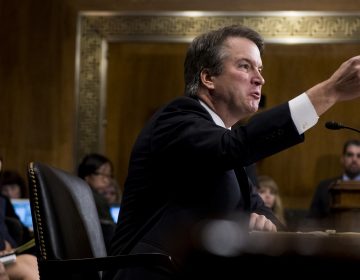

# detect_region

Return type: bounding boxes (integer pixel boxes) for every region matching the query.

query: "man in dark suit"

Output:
[308,139,360,229]
[105,25,360,279]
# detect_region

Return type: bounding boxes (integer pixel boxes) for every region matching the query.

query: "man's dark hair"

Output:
[343,139,360,154]
[184,25,264,97]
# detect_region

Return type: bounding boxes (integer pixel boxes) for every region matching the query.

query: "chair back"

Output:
[28,162,177,280]
[27,162,107,266]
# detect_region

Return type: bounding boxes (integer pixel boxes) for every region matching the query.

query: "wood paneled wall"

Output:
[0,1,77,183]
[105,42,188,192]
[260,43,360,208]
[1,0,360,207]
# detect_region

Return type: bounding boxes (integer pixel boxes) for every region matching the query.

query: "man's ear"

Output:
[200,68,215,90]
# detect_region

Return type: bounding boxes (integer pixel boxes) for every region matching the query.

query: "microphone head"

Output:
[325,121,343,130]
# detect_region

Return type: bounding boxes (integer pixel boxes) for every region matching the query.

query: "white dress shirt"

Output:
[200,92,319,134]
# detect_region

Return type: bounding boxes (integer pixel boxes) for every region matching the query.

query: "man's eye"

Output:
[239,63,251,71]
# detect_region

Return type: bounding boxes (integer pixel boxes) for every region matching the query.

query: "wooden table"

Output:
[182,230,360,278]
[330,181,360,231]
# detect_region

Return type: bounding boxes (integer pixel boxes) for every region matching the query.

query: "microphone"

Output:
[325,121,344,130]
[325,121,360,134]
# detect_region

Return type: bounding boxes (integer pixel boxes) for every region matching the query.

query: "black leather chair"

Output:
[27,161,175,280]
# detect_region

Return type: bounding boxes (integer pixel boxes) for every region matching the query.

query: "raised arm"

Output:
[306,55,360,116]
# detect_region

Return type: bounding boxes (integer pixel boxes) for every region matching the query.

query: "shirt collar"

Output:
[199,100,230,129]
[342,173,360,181]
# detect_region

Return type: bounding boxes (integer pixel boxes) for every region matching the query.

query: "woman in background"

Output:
[0,161,33,250]
[100,179,122,205]
[257,175,286,226]
[0,215,38,280]
[77,153,116,251]
[0,170,28,199]
[0,158,38,280]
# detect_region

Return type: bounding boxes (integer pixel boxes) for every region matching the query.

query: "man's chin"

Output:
[346,170,360,179]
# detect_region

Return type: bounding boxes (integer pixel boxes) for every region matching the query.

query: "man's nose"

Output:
[252,70,265,86]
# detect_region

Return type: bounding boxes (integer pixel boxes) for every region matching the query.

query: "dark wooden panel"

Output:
[259,43,360,208]
[105,42,188,189]
[0,0,77,180]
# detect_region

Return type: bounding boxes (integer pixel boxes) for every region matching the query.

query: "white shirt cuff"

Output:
[289,93,319,134]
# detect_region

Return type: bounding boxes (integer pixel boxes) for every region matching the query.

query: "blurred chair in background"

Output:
[27,162,174,280]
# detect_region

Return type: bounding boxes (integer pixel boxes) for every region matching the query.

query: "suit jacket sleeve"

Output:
[152,98,304,171]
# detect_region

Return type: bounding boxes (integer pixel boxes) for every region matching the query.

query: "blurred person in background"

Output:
[99,179,122,205]
[308,139,360,229]
[0,162,33,250]
[77,153,116,251]
[0,230,38,280]
[0,170,28,199]
[257,175,286,226]
[0,262,8,280]
[0,190,38,280]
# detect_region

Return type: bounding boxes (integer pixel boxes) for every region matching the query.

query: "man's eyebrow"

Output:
[237,57,263,69]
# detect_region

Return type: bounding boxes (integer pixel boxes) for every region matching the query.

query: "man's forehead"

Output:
[224,37,262,63]
[346,144,360,152]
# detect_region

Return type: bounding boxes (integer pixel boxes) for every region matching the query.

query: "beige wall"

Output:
[1,0,360,207]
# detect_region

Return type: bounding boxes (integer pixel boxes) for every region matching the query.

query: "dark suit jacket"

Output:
[0,196,16,249]
[308,176,342,219]
[106,96,304,278]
